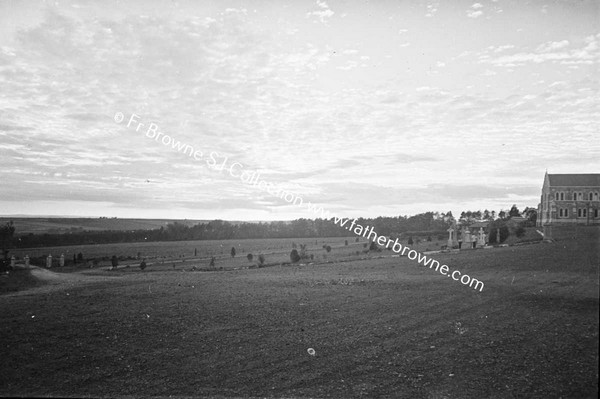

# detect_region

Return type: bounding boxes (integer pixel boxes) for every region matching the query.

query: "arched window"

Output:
[560,192,565,200]
[589,192,593,200]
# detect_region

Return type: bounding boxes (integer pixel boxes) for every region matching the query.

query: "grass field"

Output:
[0,217,211,235]
[9,235,449,270]
[0,230,598,398]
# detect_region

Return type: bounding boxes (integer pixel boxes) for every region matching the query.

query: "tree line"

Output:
[3,206,536,251]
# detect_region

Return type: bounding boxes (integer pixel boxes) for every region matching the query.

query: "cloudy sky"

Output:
[1,0,598,221]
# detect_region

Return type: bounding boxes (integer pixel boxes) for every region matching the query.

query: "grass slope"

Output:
[0,232,598,398]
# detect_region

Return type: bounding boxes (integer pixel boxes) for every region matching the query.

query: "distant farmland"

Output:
[0,217,225,235]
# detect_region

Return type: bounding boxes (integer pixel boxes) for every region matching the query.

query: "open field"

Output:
[0,217,213,235]
[9,235,449,270]
[0,230,598,398]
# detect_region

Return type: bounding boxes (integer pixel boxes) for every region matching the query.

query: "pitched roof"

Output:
[547,174,600,187]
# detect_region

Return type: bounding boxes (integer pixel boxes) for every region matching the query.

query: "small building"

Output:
[537,172,600,227]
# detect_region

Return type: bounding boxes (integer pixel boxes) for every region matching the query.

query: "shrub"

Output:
[427,236,432,242]
[407,236,414,245]
[290,249,301,263]
[369,241,378,251]
[325,245,332,253]
[247,253,253,262]
[515,225,526,238]
[300,244,309,259]
[345,240,348,246]
[488,222,510,244]
[258,254,265,265]
[230,247,236,258]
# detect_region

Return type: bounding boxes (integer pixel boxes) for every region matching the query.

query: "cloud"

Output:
[536,40,569,52]
[425,2,439,18]
[479,34,599,67]
[467,3,484,18]
[306,1,334,24]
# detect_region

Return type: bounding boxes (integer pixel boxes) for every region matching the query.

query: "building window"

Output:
[577,209,582,217]
[560,192,565,200]
[559,209,563,217]
[594,192,599,201]
[572,192,576,200]
[595,209,599,218]
[578,208,587,218]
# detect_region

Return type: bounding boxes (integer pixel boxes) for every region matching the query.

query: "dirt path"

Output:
[2,266,120,298]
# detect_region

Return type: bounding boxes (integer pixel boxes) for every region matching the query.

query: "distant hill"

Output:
[0,218,216,236]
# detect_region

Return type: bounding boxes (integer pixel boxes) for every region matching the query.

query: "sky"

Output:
[0,0,599,221]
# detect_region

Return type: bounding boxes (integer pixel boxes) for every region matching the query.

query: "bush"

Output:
[407,236,414,245]
[488,222,510,244]
[258,254,265,265]
[427,236,432,242]
[299,244,309,259]
[247,253,253,262]
[290,249,301,263]
[515,225,526,238]
[325,245,331,253]
[345,240,348,246]
[369,241,378,251]
[230,247,236,258]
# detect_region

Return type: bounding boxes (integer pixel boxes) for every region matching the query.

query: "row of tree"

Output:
[3,206,536,251]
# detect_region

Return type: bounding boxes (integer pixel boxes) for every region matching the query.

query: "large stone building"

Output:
[537,173,600,227]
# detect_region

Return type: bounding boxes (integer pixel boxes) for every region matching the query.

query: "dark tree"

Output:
[509,204,521,218]
[0,221,15,267]
[369,241,378,251]
[290,249,301,263]
[325,245,332,253]
[230,247,236,258]
[515,225,526,238]
[345,240,348,246]
[247,253,253,262]
[407,236,414,245]
[77,252,84,261]
[488,221,510,244]
[258,254,265,265]
[523,207,538,225]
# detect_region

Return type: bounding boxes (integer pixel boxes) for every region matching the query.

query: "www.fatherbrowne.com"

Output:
[117,112,484,292]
